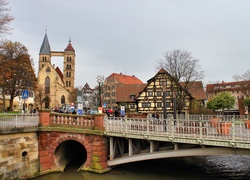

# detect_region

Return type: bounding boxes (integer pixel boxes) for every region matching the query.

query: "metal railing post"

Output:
[15,115,18,127]
[232,116,235,142]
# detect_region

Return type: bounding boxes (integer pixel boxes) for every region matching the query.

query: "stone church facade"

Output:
[37,32,75,109]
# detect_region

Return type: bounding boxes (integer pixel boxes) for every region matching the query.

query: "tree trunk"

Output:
[9,97,14,111]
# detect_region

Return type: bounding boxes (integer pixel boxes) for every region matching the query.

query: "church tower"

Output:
[37,32,76,109]
[63,38,75,92]
[38,32,76,92]
[39,32,51,71]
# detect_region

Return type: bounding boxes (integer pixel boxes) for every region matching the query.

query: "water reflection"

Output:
[33,155,250,180]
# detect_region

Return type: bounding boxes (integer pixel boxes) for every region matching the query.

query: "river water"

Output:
[33,155,250,180]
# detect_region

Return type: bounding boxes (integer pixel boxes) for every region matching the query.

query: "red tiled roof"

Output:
[107,73,144,84]
[206,81,250,92]
[116,83,147,102]
[55,67,64,83]
[180,81,207,100]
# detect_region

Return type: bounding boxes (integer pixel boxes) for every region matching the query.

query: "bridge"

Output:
[104,115,250,166]
[1,111,250,179]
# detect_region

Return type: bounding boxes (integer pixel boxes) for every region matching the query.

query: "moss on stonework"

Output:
[92,155,100,162]
[38,126,104,135]
[91,162,103,170]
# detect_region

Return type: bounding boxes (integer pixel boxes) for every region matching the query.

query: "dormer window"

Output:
[130,95,135,100]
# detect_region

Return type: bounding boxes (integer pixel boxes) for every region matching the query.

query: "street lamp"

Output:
[163,82,167,119]
[173,91,177,120]
[96,75,104,108]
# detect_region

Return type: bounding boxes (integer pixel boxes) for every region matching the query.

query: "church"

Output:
[37,32,76,109]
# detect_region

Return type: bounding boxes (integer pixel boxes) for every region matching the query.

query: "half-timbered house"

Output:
[136,68,205,115]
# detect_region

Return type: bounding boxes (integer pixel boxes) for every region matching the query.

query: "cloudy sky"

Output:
[5,0,250,88]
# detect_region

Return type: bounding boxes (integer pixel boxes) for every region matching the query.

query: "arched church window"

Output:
[45,77,50,93]
[61,95,65,104]
[42,57,47,62]
[46,67,51,72]
[67,57,72,62]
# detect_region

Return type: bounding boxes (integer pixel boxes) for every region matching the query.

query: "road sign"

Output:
[22,90,29,99]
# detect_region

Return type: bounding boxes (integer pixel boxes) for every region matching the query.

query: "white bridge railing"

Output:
[104,114,250,143]
[0,113,39,128]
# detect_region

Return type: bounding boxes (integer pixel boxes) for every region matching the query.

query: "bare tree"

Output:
[156,49,204,113]
[233,70,250,98]
[0,0,14,36]
[34,84,49,109]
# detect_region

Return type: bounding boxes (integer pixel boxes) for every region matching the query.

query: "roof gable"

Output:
[116,84,147,102]
[180,81,206,100]
[107,73,144,84]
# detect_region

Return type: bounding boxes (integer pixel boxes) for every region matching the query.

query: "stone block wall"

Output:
[0,132,39,179]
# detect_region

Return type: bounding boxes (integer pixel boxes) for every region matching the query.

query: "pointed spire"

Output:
[64,37,75,52]
[39,30,51,55]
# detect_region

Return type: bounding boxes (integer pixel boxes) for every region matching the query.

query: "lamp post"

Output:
[96,75,104,108]
[173,91,177,120]
[163,82,167,119]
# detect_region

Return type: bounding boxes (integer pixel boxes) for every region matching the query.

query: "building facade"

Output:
[103,73,144,111]
[81,83,97,113]
[206,81,249,115]
[136,68,206,115]
[37,32,75,109]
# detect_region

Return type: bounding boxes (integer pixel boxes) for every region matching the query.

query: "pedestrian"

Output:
[114,108,119,117]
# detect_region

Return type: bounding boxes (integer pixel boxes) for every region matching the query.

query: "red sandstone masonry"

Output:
[40,156,50,163]
[39,150,49,157]
[38,111,110,174]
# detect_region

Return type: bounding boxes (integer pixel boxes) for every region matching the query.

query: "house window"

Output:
[166,91,170,96]
[159,81,165,86]
[148,91,153,96]
[130,104,135,109]
[166,102,170,107]
[157,102,162,107]
[46,67,50,72]
[142,102,151,108]
[157,91,162,96]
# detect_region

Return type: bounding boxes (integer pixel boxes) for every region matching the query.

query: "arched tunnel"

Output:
[54,140,87,172]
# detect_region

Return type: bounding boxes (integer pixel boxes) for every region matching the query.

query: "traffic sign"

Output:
[22,90,29,99]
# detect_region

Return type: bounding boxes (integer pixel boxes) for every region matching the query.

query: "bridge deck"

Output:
[105,116,250,143]
[104,115,250,165]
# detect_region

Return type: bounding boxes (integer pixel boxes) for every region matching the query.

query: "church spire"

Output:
[39,30,51,55]
[64,37,75,52]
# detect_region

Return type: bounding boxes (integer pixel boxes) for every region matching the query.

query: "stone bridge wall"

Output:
[0,131,39,180]
[38,131,109,174]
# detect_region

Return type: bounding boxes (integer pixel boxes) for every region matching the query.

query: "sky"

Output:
[4,0,250,88]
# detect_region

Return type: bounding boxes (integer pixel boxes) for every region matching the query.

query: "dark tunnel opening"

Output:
[54,140,87,172]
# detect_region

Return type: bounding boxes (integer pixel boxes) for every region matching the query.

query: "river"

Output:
[33,155,250,180]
